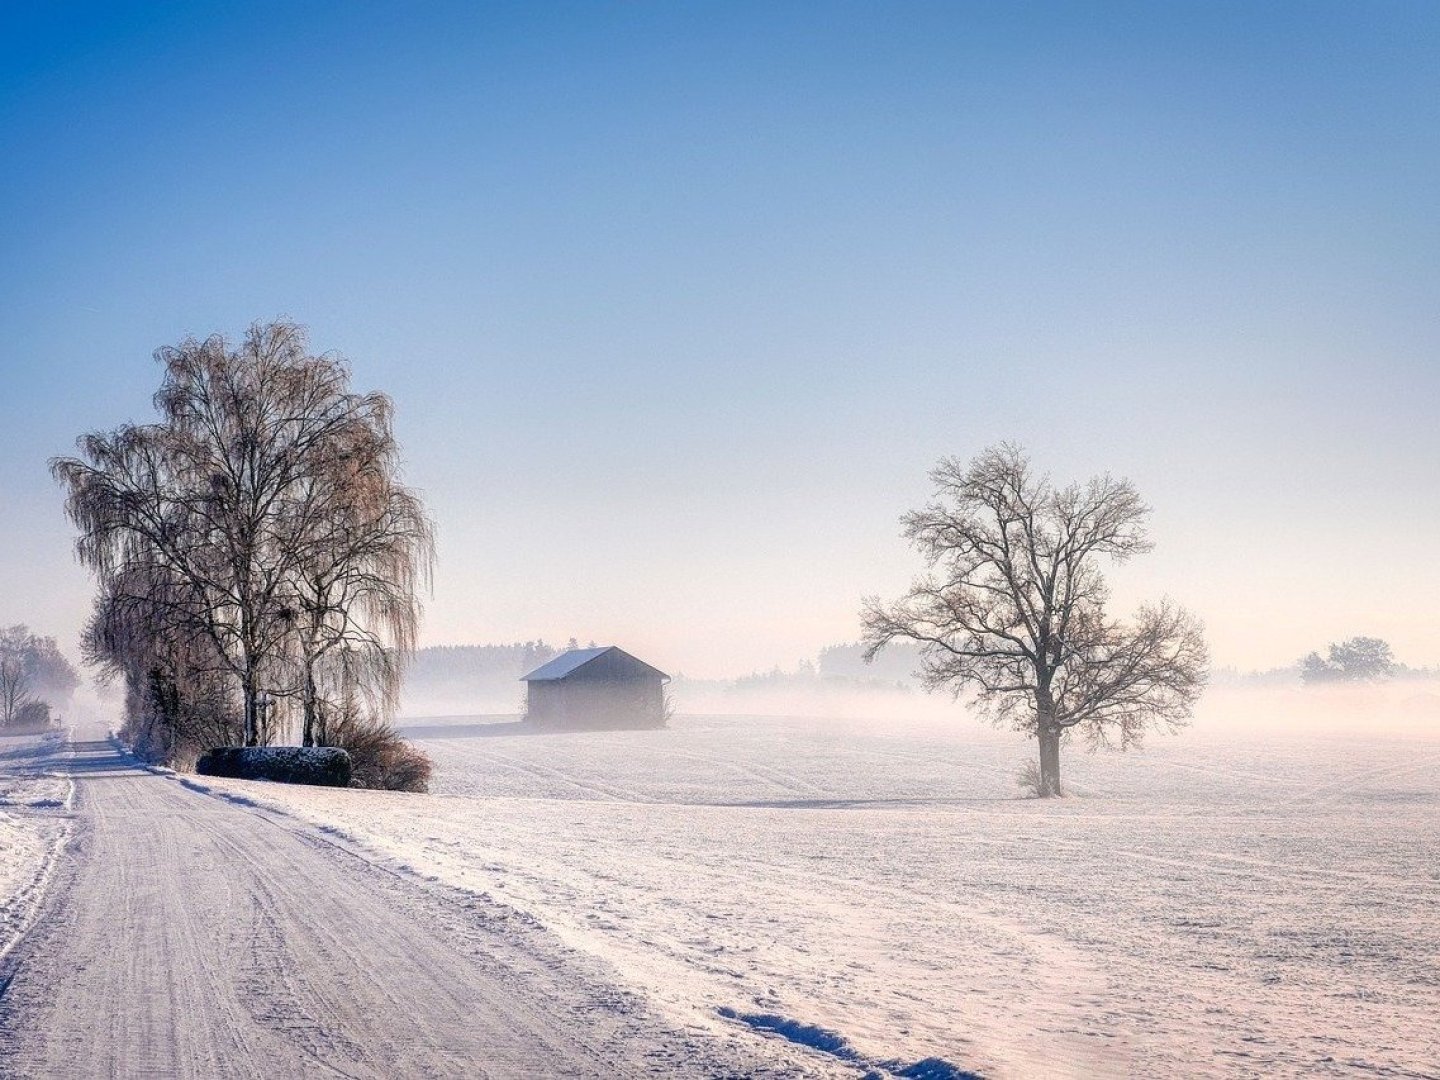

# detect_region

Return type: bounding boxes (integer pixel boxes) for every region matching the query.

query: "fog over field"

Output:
[396,628,1440,758]
[376,674,1440,1076]
[3,4,1439,1079]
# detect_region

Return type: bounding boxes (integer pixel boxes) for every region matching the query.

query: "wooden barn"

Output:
[520,646,670,730]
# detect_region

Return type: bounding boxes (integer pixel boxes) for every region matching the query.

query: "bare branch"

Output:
[862,444,1208,795]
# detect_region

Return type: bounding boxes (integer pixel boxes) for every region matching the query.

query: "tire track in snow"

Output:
[428,743,663,803]
[1296,753,1440,807]
[833,739,1119,798]
[983,828,1434,894]
[663,748,840,799]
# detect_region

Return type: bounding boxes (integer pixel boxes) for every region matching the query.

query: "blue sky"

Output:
[2,2,1437,676]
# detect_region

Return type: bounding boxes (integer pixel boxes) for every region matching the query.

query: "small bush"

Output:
[196,746,353,787]
[9,701,55,731]
[1015,758,1043,798]
[324,715,431,792]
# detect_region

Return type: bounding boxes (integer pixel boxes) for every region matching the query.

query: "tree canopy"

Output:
[0,625,80,726]
[54,320,433,755]
[863,444,1207,796]
[1300,637,1396,684]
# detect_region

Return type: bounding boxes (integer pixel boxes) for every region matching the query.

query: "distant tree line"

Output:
[816,641,923,685]
[403,639,923,708]
[1300,636,1401,684]
[0,625,80,729]
[411,640,564,685]
[1208,638,1430,686]
[712,652,920,694]
[52,321,434,787]
[406,640,588,709]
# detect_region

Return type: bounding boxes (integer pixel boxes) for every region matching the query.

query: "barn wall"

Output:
[525,675,665,730]
[525,681,568,725]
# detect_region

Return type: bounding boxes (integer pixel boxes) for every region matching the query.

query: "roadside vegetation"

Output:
[51,320,433,789]
[0,625,78,732]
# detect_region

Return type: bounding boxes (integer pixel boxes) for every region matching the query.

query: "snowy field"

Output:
[0,731,73,966]
[192,692,1440,1079]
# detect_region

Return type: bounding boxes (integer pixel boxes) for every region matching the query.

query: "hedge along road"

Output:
[0,721,794,1079]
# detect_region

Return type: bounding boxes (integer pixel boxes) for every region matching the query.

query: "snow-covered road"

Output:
[0,725,799,1078]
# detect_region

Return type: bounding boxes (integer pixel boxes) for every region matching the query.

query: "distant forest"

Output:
[815,641,922,684]
[404,640,568,709]
[403,637,1440,713]
[401,639,925,711]
[410,640,563,683]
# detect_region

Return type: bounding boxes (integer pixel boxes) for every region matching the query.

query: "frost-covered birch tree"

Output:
[54,320,432,752]
[283,395,432,746]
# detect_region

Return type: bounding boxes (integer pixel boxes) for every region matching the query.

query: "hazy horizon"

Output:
[3,3,1437,680]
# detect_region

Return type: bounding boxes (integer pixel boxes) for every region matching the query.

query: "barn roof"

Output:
[521,646,669,683]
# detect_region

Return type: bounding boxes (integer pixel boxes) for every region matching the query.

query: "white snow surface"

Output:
[6,725,809,1078]
[0,731,73,964]
[192,703,1440,1079]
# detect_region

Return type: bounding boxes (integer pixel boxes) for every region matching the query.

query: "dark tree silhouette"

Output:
[863,444,1207,796]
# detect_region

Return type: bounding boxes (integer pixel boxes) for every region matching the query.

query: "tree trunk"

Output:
[1037,725,1062,797]
[243,681,258,747]
[301,663,317,747]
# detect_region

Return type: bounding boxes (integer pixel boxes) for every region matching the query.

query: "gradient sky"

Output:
[2,2,1436,678]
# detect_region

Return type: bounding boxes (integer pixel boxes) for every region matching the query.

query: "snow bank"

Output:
[0,811,65,962]
[0,736,74,967]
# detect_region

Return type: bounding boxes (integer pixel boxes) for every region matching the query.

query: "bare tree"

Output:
[863,444,1207,796]
[54,320,432,750]
[1300,636,1395,684]
[0,626,79,727]
[0,627,35,726]
[283,400,433,745]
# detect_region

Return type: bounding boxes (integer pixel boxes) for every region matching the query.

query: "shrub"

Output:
[119,669,242,768]
[11,701,54,730]
[323,714,431,792]
[1015,758,1043,798]
[196,746,353,787]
